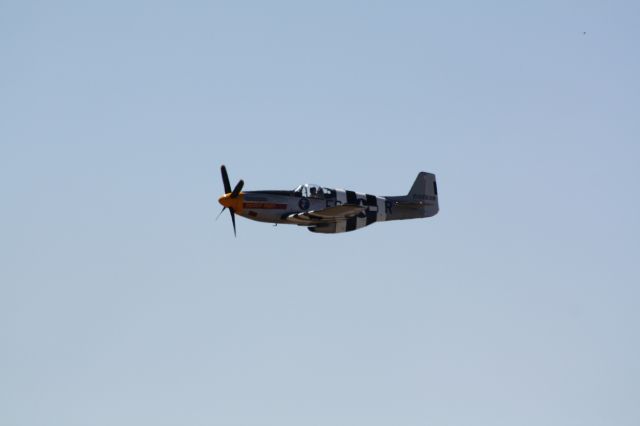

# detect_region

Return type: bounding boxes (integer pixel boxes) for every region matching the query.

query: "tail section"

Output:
[409,172,437,198]
[407,172,439,217]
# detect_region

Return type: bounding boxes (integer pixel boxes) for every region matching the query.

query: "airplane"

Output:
[217,165,439,235]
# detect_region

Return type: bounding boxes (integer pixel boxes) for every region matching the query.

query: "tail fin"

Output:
[408,172,439,217]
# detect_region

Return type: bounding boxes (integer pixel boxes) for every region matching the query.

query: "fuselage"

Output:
[221,188,388,225]
[218,186,437,234]
[218,172,438,234]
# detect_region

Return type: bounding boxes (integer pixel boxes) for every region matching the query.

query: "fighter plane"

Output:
[217,165,439,235]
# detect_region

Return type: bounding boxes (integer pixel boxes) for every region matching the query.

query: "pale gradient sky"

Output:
[1,1,639,425]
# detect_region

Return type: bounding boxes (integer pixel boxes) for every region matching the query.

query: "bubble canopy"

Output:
[293,183,330,198]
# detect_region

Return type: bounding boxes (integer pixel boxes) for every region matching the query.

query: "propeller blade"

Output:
[221,165,232,194]
[230,208,237,237]
[230,179,244,198]
[216,206,226,221]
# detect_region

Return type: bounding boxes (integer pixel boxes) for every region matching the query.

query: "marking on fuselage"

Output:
[354,192,367,229]
[385,200,393,215]
[298,198,310,210]
[243,202,287,210]
[377,197,387,222]
[346,190,357,205]
[364,194,377,226]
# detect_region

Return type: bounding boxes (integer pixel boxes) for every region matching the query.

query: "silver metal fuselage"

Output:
[238,189,390,225]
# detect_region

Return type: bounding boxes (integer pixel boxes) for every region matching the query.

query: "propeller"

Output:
[221,165,231,194]
[230,179,244,198]
[219,165,244,236]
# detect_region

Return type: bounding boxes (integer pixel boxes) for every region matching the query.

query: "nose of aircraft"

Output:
[218,194,243,212]
[218,194,232,208]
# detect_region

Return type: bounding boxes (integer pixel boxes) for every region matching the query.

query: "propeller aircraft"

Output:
[217,165,439,235]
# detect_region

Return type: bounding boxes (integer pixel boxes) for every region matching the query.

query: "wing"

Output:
[285,204,365,225]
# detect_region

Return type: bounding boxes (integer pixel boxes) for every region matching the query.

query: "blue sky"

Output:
[1,1,639,425]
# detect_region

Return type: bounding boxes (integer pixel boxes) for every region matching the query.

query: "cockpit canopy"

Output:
[293,183,330,199]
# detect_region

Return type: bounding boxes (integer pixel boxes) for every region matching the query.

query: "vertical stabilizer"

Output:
[407,172,439,217]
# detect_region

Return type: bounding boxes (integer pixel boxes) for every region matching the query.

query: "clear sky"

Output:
[1,1,639,425]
